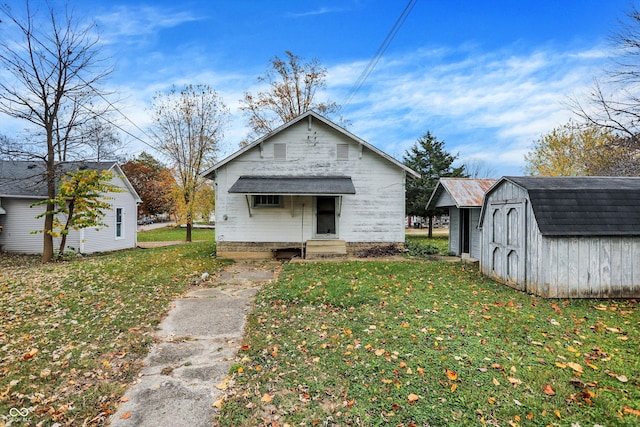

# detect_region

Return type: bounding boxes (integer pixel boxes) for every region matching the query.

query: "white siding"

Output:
[0,174,137,255]
[80,173,138,253]
[214,118,406,245]
[0,198,46,254]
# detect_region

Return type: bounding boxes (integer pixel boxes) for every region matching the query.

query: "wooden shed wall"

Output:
[470,207,482,260]
[448,207,482,259]
[482,180,640,298]
[480,180,529,286]
[536,236,640,298]
[448,207,460,255]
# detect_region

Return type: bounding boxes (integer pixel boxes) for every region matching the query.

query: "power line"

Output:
[77,75,158,152]
[338,0,418,113]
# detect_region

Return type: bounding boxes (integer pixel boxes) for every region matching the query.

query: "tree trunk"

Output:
[42,154,56,263]
[42,203,55,263]
[57,200,75,260]
[428,215,433,238]
[186,220,192,242]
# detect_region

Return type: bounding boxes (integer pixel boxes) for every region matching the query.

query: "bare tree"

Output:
[240,51,340,140]
[150,84,228,242]
[78,118,123,161]
[571,6,640,141]
[0,1,112,262]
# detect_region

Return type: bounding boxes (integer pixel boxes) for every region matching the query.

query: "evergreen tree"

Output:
[403,132,466,236]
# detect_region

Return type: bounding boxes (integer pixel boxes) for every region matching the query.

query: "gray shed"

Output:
[478,176,640,298]
[426,178,497,259]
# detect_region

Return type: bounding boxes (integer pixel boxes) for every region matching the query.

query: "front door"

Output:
[316,197,336,235]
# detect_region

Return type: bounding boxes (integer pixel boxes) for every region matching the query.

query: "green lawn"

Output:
[217,261,640,426]
[0,242,227,425]
[3,232,638,426]
[136,225,216,242]
[405,233,450,256]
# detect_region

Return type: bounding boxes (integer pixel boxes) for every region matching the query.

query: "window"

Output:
[337,143,349,160]
[274,143,287,160]
[115,207,124,239]
[253,195,282,207]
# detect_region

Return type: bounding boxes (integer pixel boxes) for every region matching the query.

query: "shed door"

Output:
[489,201,526,290]
[460,208,470,254]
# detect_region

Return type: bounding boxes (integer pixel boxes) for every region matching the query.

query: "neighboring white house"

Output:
[0,161,141,255]
[202,111,420,259]
[426,178,497,259]
[478,176,640,298]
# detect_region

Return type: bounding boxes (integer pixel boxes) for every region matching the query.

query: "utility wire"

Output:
[77,75,158,151]
[338,0,418,113]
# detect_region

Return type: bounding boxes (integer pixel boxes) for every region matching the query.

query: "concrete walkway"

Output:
[109,261,279,427]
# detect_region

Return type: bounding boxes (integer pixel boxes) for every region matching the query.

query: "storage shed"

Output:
[426,178,497,259]
[478,176,640,298]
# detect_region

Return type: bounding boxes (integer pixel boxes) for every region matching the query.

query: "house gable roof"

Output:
[482,176,640,236]
[427,178,498,210]
[0,160,141,203]
[202,110,420,179]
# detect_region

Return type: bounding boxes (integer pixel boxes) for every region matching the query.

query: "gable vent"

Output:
[274,143,286,161]
[337,144,349,161]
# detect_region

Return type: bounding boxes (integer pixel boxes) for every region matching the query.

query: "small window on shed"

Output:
[253,195,282,208]
[274,143,287,160]
[337,144,349,161]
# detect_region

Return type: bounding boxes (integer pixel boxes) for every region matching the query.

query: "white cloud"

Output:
[325,42,612,175]
[95,5,202,42]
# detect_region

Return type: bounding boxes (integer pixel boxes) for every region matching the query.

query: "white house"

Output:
[202,111,420,259]
[0,161,141,255]
[426,178,497,259]
[478,176,640,298]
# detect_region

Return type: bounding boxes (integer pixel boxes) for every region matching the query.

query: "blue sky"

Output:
[2,0,635,176]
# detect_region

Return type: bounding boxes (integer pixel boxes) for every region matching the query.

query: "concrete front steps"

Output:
[305,239,347,259]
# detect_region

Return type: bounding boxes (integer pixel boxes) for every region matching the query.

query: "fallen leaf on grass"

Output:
[261,393,273,403]
[445,368,458,381]
[623,406,640,416]
[566,362,584,373]
[508,377,522,386]
[212,399,224,408]
[543,384,556,395]
[408,393,420,403]
[216,377,231,390]
[22,349,38,360]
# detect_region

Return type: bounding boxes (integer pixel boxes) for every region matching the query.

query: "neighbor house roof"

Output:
[426,178,498,210]
[202,110,420,179]
[228,176,356,195]
[0,160,141,203]
[482,176,640,236]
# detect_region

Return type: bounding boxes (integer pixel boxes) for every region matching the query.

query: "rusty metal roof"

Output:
[427,178,498,210]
